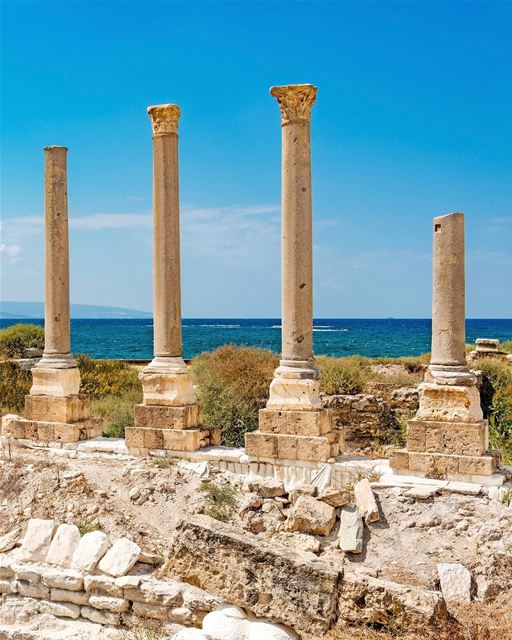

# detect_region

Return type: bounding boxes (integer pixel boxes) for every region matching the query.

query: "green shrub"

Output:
[317,355,371,395]
[0,361,31,414]
[92,388,142,438]
[502,341,512,354]
[191,345,277,447]
[0,323,44,358]
[77,355,141,399]
[200,479,238,522]
[477,358,512,464]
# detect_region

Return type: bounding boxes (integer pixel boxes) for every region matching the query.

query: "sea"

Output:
[1,318,511,361]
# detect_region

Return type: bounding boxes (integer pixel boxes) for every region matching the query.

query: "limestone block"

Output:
[24,394,90,424]
[72,529,108,572]
[416,383,483,423]
[266,377,322,411]
[46,523,81,567]
[247,478,285,498]
[89,594,130,612]
[41,567,83,591]
[181,583,222,613]
[131,601,169,620]
[162,428,204,451]
[38,599,80,619]
[125,426,206,452]
[0,579,16,594]
[17,579,50,599]
[84,574,123,597]
[317,488,350,508]
[354,479,380,523]
[247,618,298,640]
[259,408,332,436]
[97,537,141,577]
[245,431,333,462]
[30,366,80,398]
[140,369,197,406]
[408,419,487,457]
[51,587,89,605]
[286,496,336,536]
[21,518,56,562]
[202,605,249,640]
[289,485,317,503]
[0,557,15,579]
[437,563,472,604]
[272,532,320,555]
[81,604,121,626]
[339,506,364,554]
[172,630,208,640]
[168,515,342,636]
[13,563,43,583]
[134,403,202,430]
[125,578,183,606]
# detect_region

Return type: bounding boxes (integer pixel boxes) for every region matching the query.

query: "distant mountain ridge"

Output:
[0,301,152,319]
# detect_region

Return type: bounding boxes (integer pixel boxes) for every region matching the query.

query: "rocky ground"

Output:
[1,447,511,639]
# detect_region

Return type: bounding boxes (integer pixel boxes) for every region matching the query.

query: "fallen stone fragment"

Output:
[97,537,141,577]
[46,523,81,567]
[72,530,109,572]
[247,618,298,639]
[247,478,286,498]
[339,506,363,553]
[404,486,439,500]
[0,528,20,554]
[81,604,121,626]
[202,604,249,640]
[289,484,317,504]
[273,532,320,555]
[239,492,263,514]
[20,518,56,562]
[172,628,208,639]
[339,571,447,626]
[437,563,472,604]
[168,515,341,636]
[354,479,380,523]
[317,488,350,508]
[286,496,336,536]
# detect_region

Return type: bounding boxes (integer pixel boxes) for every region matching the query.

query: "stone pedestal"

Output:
[245,85,341,463]
[1,146,100,444]
[390,213,498,479]
[125,105,212,454]
[467,338,509,364]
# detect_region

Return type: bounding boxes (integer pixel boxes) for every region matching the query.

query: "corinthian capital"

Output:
[147,104,181,135]
[270,84,317,125]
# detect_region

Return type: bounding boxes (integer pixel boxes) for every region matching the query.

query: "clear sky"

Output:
[1,1,511,318]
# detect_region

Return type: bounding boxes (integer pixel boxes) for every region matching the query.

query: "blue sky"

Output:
[1,1,511,318]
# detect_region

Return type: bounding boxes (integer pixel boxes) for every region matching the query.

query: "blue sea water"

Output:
[1,318,511,360]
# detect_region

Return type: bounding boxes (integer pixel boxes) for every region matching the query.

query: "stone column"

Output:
[139,104,196,406]
[30,146,80,397]
[389,212,496,479]
[267,84,321,411]
[1,146,102,443]
[126,105,219,454]
[245,85,342,464]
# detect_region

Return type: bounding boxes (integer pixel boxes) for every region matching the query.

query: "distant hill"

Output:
[0,301,152,319]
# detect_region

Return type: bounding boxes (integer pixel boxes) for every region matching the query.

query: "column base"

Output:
[140,357,197,406]
[245,408,342,462]
[389,449,498,478]
[126,403,220,453]
[1,414,102,444]
[415,381,484,424]
[25,394,91,424]
[407,418,488,457]
[30,364,80,397]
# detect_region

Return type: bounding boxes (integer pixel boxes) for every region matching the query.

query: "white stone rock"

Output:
[247,618,298,639]
[88,594,129,612]
[404,486,439,500]
[97,537,141,577]
[72,530,109,572]
[51,587,89,605]
[172,630,208,640]
[0,528,20,553]
[354,478,380,522]
[339,505,364,553]
[38,599,80,619]
[202,604,249,640]
[437,563,472,604]
[46,523,81,567]
[41,567,84,591]
[20,518,56,561]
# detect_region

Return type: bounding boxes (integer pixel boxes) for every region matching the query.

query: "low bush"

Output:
[199,479,238,522]
[477,357,512,464]
[191,345,277,447]
[317,355,371,395]
[0,361,31,414]
[91,388,142,438]
[0,323,44,358]
[77,355,141,399]
[501,340,512,354]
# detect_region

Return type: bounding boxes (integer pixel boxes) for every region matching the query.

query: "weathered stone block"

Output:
[21,518,56,562]
[72,530,109,572]
[30,365,80,398]
[408,419,487,456]
[244,431,277,458]
[286,496,336,536]
[51,588,89,605]
[259,408,332,436]
[339,506,363,553]
[46,524,81,567]
[162,429,202,451]
[81,604,121,626]
[134,403,202,430]
[24,394,90,424]
[168,515,342,636]
[97,537,141,577]
[416,382,483,423]
[38,599,80,619]
[389,450,497,477]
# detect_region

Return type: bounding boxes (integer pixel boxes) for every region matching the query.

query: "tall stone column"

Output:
[31,146,80,397]
[126,105,219,454]
[245,85,342,463]
[1,146,102,443]
[390,213,497,479]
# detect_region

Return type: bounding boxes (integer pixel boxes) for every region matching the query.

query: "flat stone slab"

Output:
[168,515,341,636]
[403,486,440,500]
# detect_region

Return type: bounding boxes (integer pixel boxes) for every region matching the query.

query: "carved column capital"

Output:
[270,84,317,125]
[147,104,181,135]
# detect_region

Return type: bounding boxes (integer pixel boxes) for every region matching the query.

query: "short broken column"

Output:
[1,146,101,443]
[245,85,342,463]
[390,213,497,479]
[125,105,219,454]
